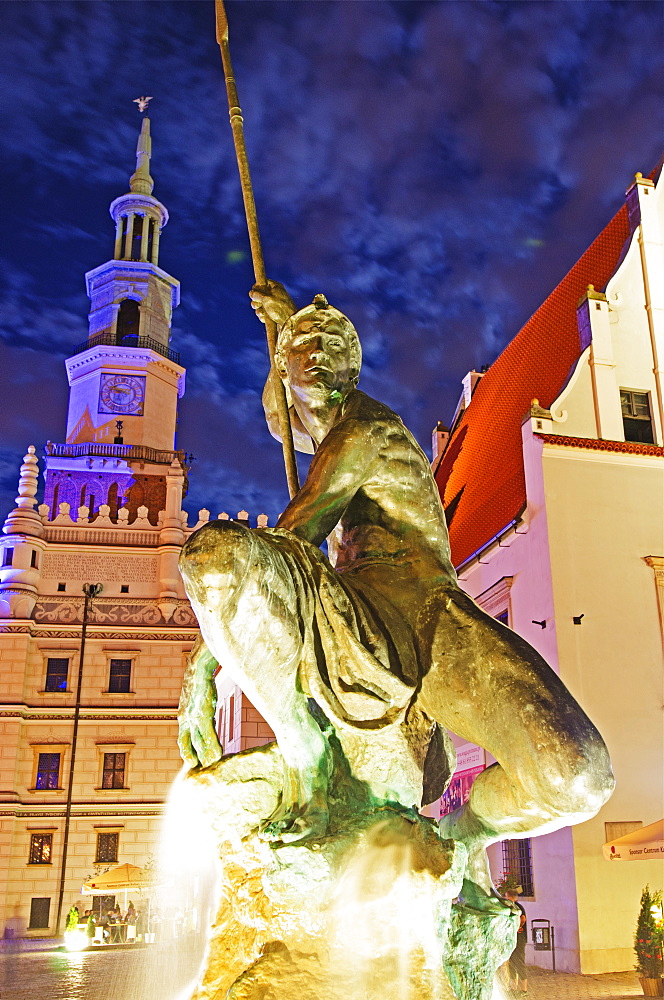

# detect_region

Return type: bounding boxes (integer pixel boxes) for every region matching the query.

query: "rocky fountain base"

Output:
[182,725,517,1000]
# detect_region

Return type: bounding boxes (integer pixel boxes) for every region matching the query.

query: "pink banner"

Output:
[436,763,485,819]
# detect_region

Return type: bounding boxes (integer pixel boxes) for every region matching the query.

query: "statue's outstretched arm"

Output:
[277,420,378,545]
[178,633,223,768]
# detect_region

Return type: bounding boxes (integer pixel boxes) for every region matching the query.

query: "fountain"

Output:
[171,287,613,1000]
[164,7,614,997]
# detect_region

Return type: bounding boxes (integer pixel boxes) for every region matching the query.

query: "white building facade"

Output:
[433,168,664,974]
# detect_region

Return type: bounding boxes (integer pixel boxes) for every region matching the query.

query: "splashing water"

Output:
[128,774,508,1000]
[133,767,219,1000]
[327,818,453,1000]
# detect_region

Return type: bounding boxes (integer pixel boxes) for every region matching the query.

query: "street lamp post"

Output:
[55,583,103,935]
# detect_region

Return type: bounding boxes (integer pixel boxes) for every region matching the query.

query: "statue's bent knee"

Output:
[575,735,615,814]
[180,519,255,594]
[530,731,614,823]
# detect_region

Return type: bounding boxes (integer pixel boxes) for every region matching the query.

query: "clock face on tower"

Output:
[98,373,146,415]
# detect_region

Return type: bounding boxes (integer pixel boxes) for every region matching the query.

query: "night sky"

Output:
[0,0,662,523]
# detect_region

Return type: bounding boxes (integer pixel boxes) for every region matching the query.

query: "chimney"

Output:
[431,421,450,462]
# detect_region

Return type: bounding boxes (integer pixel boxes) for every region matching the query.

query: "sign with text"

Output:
[435,742,486,820]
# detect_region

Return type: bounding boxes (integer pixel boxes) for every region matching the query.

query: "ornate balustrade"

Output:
[45,442,187,466]
[38,502,270,543]
[71,332,180,365]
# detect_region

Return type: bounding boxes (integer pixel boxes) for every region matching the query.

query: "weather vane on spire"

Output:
[133,95,153,114]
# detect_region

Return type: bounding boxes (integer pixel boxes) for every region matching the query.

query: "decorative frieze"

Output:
[0,624,197,640]
[34,595,195,626]
[0,807,163,818]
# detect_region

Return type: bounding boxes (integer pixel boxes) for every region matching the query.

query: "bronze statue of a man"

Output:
[178,281,613,897]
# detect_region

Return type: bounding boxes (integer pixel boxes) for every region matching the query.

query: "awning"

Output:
[602,819,664,861]
[82,863,154,892]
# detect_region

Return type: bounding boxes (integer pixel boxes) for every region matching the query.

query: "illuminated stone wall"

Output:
[0,496,271,938]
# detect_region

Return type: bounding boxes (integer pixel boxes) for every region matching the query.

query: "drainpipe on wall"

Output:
[55,582,103,935]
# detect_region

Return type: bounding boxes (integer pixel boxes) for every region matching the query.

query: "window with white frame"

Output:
[474,577,513,626]
[620,389,654,444]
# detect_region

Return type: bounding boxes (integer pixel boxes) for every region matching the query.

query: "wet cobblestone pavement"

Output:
[0,947,643,1000]
[0,942,202,1000]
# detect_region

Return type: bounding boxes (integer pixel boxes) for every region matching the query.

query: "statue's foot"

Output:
[458,877,516,916]
[259,803,329,846]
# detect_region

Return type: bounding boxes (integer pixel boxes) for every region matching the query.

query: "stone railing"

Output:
[38,502,270,544]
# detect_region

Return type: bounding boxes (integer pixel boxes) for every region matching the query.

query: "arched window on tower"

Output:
[116,299,140,346]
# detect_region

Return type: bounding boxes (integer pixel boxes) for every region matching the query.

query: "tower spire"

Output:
[130,117,154,196]
[41,104,183,532]
[109,103,169,265]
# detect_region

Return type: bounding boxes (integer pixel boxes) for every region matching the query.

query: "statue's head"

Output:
[275,294,362,389]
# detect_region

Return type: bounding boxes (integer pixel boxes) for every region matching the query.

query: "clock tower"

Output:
[43,114,186,524]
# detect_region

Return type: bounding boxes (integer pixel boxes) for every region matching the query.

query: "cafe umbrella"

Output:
[82,863,161,938]
[602,819,664,861]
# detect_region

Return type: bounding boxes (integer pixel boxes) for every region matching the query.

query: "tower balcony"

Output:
[45,441,188,467]
[71,332,180,365]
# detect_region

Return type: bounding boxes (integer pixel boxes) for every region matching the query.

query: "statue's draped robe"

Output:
[255,527,420,729]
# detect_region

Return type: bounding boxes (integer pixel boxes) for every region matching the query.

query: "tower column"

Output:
[123,213,134,259]
[140,214,150,261]
[151,225,161,266]
[108,302,121,345]
[114,218,123,259]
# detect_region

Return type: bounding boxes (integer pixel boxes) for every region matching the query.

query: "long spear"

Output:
[215,0,300,498]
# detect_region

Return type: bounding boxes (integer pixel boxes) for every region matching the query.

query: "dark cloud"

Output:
[0,0,662,521]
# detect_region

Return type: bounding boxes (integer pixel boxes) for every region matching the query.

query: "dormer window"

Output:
[620,389,654,444]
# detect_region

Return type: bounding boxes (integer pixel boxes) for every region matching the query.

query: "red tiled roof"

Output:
[435,203,632,568]
[536,434,664,457]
